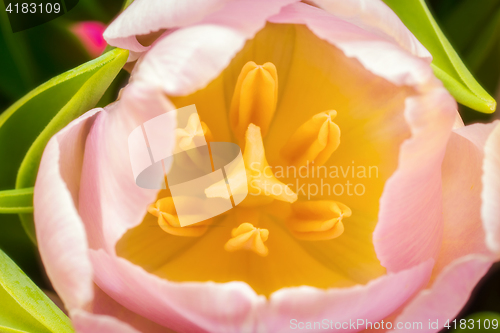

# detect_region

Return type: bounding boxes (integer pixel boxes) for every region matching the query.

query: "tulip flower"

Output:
[34,0,500,332]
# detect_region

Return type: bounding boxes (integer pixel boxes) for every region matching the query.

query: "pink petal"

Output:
[131,0,298,94]
[393,255,493,333]
[268,2,437,87]
[388,123,499,332]
[265,260,434,333]
[104,0,230,52]
[311,0,431,60]
[90,249,433,332]
[71,310,142,333]
[91,287,174,333]
[104,0,297,55]
[90,249,256,333]
[482,122,500,254]
[433,123,498,277]
[132,25,246,96]
[374,88,456,272]
[71,21,107,58]
[196,0,298,37]
[34,110,102,310]
[455,121,500,150]
[78,83,176,253]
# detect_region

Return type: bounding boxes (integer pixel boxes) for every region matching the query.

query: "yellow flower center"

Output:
[117,24,405,296]
[146,60,350,257]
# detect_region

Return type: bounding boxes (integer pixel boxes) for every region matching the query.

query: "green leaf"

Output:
[122,0,135,10]
[450,312,500,332]
[0,48,128,242]
[15,48,128,189]
[0,188,33,214]
[0,248,74,333]
[383,0,497,113]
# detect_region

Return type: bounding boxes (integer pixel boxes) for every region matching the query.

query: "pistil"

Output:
[243,124,297,205]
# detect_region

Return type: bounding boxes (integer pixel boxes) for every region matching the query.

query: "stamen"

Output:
[243,124,297,205]
[148,197,210,237]
[286,200,351,241]
[175,113,213,151]
[281,110,340,167]
[230,61,278,142]
[173,113,214,170]
[224,222,269,256]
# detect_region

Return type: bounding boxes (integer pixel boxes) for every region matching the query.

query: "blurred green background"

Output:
[0,0,499,329]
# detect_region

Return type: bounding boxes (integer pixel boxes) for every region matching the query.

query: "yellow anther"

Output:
[148,197,211,237]
[230,61,278,142]
[172,113,214,171]
[243,124,297,205]
[281,110,341,167]
[224,222,269,256]
[175,113,213,152]
[286,200,351,241]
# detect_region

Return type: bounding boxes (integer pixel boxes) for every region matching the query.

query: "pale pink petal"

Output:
[482,122,500,254]
[264,260,434,333]
[71,310,142,333]
[103,0,230,52]
[90,249,258,333]
[71,21,107,58]
[311,0,431,60]
[268,2,437,88]
[90,249,433,333]
[131,0,297,94]
[374,88,457,272]
[433,123,499,277]
[34,110,102,310]
[393,255,493,333]
[387,123,499,331]
[196,0,298,36]
[455,121,500,150]
[104,0,297,56]
[78,83,176,253]
[91,287,174,333]
[132,25,246,95]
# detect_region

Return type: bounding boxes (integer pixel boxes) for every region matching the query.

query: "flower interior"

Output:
[116,23,416,296]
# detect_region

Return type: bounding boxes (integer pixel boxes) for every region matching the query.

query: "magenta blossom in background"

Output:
[71,21,107,58]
